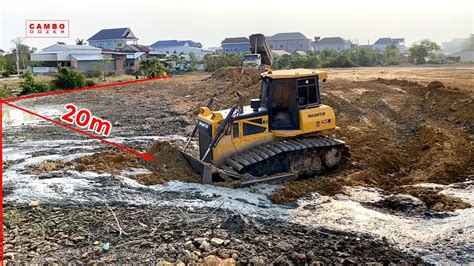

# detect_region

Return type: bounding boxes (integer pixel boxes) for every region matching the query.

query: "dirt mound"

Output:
[28,161,72,174]
[28,142,201,185]
[141,141,201,184]
[27,151,142,174]
[426,80,445,89]
[399,186,471,212]
[270,78,473,211]
[373,78,421,87]
[207,67,260,84]
[271,176,346,204]
[193,67,261,111]
[74,151,143,173]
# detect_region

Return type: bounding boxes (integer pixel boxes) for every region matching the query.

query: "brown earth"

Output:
[28,151,143,175]
[176,67,474,211]
[29,142,200,185]
[24,66,474,212]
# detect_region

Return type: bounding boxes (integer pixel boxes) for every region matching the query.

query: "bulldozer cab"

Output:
[260,69,324,131]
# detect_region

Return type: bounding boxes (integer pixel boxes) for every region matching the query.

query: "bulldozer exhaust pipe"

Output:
[236,91,244,114]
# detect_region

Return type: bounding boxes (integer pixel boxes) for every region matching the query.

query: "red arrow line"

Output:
[1,101,154,161]
[4,75,172,102]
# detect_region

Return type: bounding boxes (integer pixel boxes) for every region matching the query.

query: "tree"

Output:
[57,41,66,45]
[19,72,49,95]
[202,53,243,72]
[353,48,377,66]
[382,44,401,65]
[6,41,36,72]
[139,58,167,77]
[272,54,292,69]
[0,55,7,72]
[188,52,199,71]
[53,68,86,89]
[93,56,112,81]
[319,48,338,65]
[76,39,85,45]
[11,37,24,75]
[322,53,356,68]
[408,39,441,64]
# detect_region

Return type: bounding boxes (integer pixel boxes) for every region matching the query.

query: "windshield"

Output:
[242,54,261,61]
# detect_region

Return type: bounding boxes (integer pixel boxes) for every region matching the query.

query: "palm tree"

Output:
[75,38,85,45]
[139,58,167,78]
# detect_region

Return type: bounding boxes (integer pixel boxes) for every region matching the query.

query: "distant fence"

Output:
[31,67,58,74]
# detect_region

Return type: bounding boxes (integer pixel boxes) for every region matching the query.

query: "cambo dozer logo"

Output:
[26,20,69,38]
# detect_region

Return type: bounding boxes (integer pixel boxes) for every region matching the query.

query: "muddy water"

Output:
[291,185,473,263]
[2,109,473,264]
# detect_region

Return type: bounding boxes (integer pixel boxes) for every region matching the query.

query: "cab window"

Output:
[232,122,239,138]
[243,122,266,136]
[297,77,318,107]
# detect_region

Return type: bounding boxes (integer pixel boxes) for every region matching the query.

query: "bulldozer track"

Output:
[221,137,350,179]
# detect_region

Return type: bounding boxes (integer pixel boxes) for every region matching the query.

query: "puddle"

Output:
[290,184,474,264]
[2,105,63,127]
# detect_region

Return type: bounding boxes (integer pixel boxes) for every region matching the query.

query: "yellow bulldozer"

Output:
[182,34,350,186]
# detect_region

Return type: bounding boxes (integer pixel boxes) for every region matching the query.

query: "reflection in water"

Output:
[2,105,63,127]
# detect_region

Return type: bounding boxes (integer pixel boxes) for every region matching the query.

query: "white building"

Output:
[443,35,474,62]
[312,37,351,52]
[30,44,114,73]
[149,40,206,60]
[373,38,406,53]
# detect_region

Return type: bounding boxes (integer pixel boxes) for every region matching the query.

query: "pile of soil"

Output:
[27,151,143,175]
[398,186,471,212]
[271,78,473,211]
[28,141,201,185]
[140,141,201,185]
[206,67,260,84]
[196,67,261,111]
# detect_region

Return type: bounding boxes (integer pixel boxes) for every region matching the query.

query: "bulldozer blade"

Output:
[181,152,214,184]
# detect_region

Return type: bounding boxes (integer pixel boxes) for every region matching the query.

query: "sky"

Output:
[1,0,473,51]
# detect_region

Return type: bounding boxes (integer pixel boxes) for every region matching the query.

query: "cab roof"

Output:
[260,69,328,80]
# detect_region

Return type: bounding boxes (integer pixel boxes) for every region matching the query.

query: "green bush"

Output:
[19,72,49,95]
[84,70,102,78]
[323,54,356,68]
[203,53,243,72]
[2,71,9,78]
[0,84,13,99]
[85,79,97,87]
[53,68,86,89]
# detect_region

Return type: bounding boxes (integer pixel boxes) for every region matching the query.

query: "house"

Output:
[30,44,117,74]
[266,32,311,53]
[150,40,206,59]
[271,50,291,56]
[312,37,351,52]
[443,35,474,62]
[119,44,150,53]
[373,38,406,53]
[221,37,250,54]
[87,27,138,50]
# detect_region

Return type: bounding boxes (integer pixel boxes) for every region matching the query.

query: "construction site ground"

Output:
[2,65,473,264]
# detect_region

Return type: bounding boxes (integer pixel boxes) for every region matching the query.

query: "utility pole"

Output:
[11,37,25,76]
